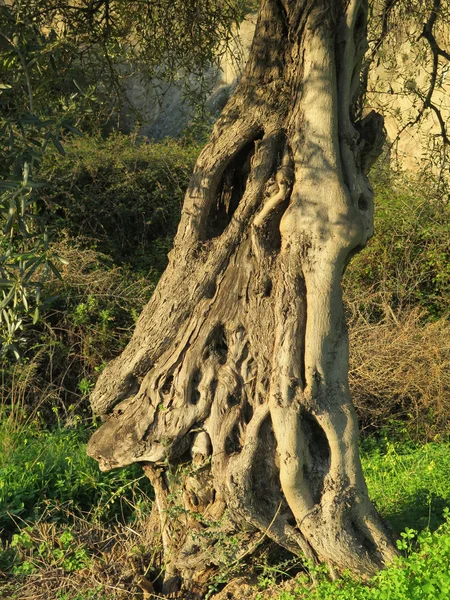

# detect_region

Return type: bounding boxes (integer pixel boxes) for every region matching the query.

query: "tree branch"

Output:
[420,0,450,62]
[388,0,449,150]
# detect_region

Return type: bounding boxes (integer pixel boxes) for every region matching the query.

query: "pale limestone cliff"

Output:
[122,10,449,180]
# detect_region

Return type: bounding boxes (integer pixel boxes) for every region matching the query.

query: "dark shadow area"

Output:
[380,490,448,533]
[301,412,331,505]
[205,133,263,239]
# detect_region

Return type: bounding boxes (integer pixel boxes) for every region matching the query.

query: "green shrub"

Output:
[39,134,201,271]
[344,169,450,319]
[9,527,91,576]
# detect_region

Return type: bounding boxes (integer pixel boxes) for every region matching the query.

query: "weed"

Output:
[0,418,153,536]
[10,526,91,575]
[361,437,450,532]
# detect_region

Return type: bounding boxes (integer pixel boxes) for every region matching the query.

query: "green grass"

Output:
[361,437,450,532]
[278,513,450,599]
[0,413,152,537]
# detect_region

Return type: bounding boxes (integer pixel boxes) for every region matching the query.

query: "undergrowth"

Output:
[344,167,450,320]
[344,168,450,438]
[0,415,152,537]
[349,308,450,439]
[1,433,449,599]
[361,436,450,533]
[271,510,450,599]
[0,134,447,439]
[39,135,201,271]
[0,134,449,598]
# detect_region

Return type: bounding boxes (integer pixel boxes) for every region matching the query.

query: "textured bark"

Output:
[87,0,397,596]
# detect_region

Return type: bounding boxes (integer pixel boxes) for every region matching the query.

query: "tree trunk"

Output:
[87,0,397,596]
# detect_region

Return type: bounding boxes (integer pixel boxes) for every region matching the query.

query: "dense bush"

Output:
[39,135,201,270]
[349,308,450,439]
[344,168,450,320]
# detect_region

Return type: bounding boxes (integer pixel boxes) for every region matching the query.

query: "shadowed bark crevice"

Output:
[206,133,264,239]
[301,412,331,504]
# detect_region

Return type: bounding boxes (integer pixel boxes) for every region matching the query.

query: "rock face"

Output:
[120,14,257,139]
[365,16,450,176]
[122,9,449,180]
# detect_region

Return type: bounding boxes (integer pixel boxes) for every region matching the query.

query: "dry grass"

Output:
[1,237,156,425]
[51,237,157,306]
[348,306,450,439]
[0,504,163,600]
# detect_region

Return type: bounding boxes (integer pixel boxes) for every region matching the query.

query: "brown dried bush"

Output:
[0,503,162,600]
[348,306,450,440]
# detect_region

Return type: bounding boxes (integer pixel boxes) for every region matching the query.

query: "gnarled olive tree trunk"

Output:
[87,0,397,595]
